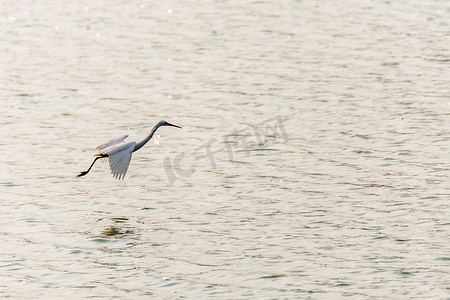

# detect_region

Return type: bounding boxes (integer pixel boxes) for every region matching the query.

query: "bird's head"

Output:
[159,120,182,129]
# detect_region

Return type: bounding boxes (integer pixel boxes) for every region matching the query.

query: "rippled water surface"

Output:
[1,0,449,298]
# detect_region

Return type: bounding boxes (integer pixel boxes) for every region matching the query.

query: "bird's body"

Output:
[77,120,181,180]
[96,138,136,180]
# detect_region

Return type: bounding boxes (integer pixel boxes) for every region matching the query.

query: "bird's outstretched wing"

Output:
[106,142,136,180]
[96,135,129,151]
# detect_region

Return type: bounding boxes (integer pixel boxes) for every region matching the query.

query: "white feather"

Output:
[96,135,128,151]
[99,141,135,180]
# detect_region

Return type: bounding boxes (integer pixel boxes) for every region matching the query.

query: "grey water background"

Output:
[1,0,449,298]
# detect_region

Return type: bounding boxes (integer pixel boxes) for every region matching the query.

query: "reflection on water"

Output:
[1,0,449,298]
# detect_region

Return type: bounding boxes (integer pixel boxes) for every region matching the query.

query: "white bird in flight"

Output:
[77,120,181,179]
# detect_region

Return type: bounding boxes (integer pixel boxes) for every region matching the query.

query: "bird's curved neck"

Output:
[133,123,162,152]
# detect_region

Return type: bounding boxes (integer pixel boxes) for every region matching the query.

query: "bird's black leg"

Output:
[77,156,103,178]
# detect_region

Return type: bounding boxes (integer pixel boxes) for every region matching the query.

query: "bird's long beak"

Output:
[167,122,182,129]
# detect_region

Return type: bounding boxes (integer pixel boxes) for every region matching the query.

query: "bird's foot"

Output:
[77,171,88,178]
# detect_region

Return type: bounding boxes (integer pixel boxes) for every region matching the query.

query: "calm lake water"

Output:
[1,0,449,298]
